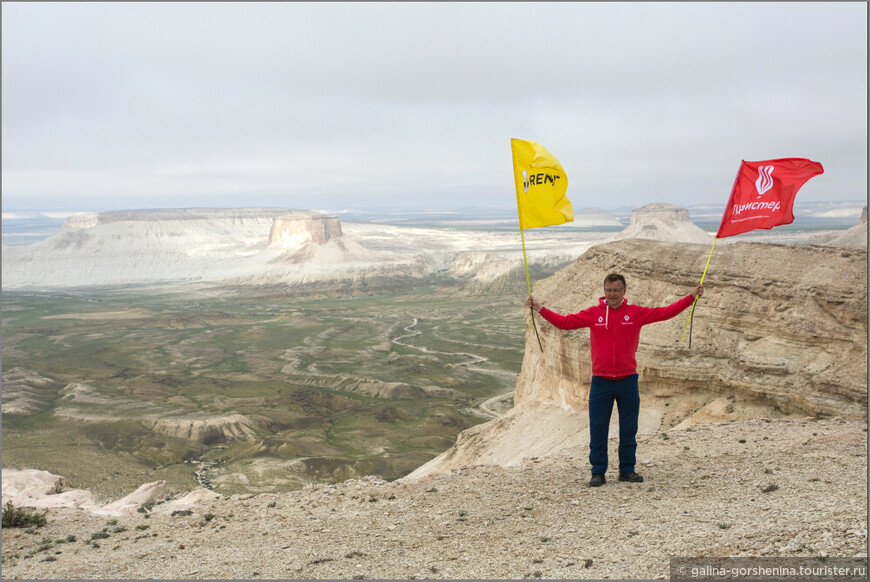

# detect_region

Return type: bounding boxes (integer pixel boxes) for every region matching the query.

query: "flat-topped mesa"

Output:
[269,215,343,246]
[612,202,712,244]
[629,202,690,226]
[62,213,100,229]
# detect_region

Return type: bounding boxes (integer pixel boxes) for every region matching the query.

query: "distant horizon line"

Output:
[3,198,866,216]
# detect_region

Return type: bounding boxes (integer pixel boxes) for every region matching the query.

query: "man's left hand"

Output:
[692,284,705,298]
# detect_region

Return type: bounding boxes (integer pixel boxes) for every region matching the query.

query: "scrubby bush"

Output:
[2,501,47,528]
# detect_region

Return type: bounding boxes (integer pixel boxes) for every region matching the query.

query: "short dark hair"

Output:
[604,273,626,288]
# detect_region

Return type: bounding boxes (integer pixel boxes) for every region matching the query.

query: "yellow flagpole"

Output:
[681,236,718,345]
[521,226,544,351]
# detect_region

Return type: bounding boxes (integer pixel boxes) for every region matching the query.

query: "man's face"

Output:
[604,281,626,309]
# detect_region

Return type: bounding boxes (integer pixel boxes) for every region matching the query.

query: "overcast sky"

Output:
[2,2,867,213]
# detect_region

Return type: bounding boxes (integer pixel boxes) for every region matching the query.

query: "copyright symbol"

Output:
[679,566,686,575]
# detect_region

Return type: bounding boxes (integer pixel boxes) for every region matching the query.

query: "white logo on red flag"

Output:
[716,158,823,239]
[755,165,774,197]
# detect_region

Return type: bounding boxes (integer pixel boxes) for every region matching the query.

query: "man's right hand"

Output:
[526,295,542,313]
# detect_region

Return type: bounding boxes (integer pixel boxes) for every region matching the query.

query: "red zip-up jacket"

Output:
[538,294,695,378]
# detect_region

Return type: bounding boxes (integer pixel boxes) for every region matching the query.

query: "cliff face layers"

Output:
[516,239,866,416]
[407,239,867,479]
[268,215,343,245]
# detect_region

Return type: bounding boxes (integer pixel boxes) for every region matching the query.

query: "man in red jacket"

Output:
[526,273,704,487]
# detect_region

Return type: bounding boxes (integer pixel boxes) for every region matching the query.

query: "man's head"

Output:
[603,273,626,309]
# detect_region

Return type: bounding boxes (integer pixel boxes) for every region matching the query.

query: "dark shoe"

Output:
[618,472,644,483]
[589,474,606,487]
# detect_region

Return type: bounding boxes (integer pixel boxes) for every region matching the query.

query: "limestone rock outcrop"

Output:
[1,368,60,415]
[403,401,587,480]
[150,414,258,445]
[815,206,867,248]
[407,239,867,479]
[611,203,713,244]
[94,481,168,516]
[269,215,342,246]
[2,469,73,501]
[1,474,100,511]
[1,468,218,517]
[62,212,100,229]
[526,239,867,416]
[1,469,140,514]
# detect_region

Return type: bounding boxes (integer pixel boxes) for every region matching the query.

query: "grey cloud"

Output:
[2,2,866,210]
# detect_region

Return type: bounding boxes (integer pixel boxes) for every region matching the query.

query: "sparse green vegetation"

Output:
[36,541,54,554]
[2,502,47,528]
[2,286,523,496]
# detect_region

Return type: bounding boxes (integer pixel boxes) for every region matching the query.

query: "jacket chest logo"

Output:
[621,315,634,325]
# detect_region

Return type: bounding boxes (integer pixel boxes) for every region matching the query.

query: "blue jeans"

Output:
[588,375,640,475]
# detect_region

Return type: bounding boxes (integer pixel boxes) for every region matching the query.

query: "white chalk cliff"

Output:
[2,208,611,290]
[13,204,856,292]
[0,469,219,517]
[1,209,427,289]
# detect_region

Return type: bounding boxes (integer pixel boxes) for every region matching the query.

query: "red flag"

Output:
[716,158,824,238]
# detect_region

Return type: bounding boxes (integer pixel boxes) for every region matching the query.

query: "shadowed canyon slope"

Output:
[407,239,867,479]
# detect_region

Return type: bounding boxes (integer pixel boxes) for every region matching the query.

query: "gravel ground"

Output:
[2,417,866,580]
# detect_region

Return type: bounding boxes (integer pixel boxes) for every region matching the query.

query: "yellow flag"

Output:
[511,138,573,229]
